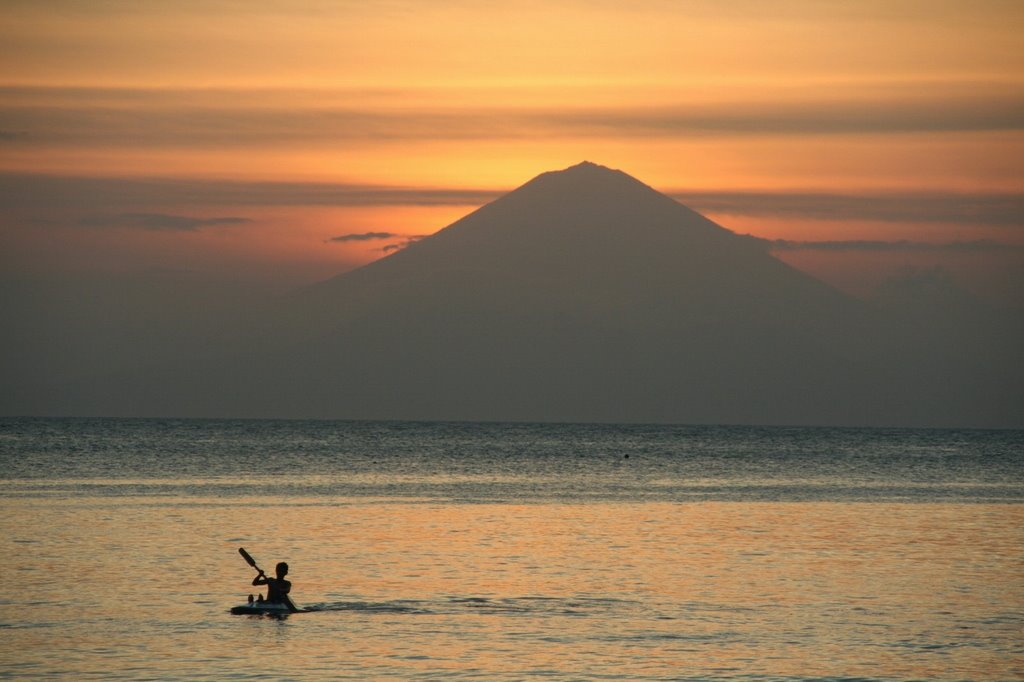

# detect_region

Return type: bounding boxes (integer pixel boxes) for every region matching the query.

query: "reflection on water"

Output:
[1,419,1022,679]
[2,496,1021,680]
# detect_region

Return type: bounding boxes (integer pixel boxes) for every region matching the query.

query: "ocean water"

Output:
[0,418,1021,680]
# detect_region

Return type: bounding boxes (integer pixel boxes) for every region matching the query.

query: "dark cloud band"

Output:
[3,173,1019,229]
[79,212,252,231]
[766,239,1024,253]
[327,232,399,242]
[2,88,1022,148]
[0,173,497,209]
[674,190,1024,226]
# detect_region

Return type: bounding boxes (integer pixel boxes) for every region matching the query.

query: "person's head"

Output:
[275,562,289,579]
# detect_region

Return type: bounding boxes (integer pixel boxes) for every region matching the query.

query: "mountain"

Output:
[10,162,1022,426]
[269,161,863,422]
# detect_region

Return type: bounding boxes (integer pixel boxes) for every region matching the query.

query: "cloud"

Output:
[382,235,427,253]
[552,95,1024,137]
[6,172,1022,231]
[327,232,400,243]
[325,232,428,253]
[0,173,498,209]
[676,191,1024,226]
[2,85,1022,149]
[765,239,1024,252]
[78,212,252,231]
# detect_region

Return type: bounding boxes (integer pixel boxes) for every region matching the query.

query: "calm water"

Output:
[1,418,1022,680]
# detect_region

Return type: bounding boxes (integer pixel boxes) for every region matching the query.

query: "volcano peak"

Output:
[564,160,613,172]
[532,160,630,184]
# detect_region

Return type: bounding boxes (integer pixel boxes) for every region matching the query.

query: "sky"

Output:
[2,0,1023,300]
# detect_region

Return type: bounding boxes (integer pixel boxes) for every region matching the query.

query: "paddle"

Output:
[238,547,298,612]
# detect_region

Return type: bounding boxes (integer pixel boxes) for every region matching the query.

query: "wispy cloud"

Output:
[327,232,399,242]
[78,212,252,231]
[677,191,1024,226]
[383,235,427,253]
[326,232,428,253]
[5,173,1019,231]
[2,86,1022,148]
[554,95,1024,137]
[766,239,1024,252]
[0,173,497,209]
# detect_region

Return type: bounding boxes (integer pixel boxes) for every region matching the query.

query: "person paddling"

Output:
[252,561,292,604]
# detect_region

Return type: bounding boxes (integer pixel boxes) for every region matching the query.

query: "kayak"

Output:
[230,601,296,615]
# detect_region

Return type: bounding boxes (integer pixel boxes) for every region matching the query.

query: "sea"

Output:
[0,418,1021,681]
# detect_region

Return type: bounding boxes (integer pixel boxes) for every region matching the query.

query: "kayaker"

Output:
[252,561,292,604]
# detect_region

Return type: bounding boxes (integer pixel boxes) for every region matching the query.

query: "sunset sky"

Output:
[2,0,1022,299]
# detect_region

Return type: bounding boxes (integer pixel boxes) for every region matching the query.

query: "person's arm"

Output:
[252,570,269,586]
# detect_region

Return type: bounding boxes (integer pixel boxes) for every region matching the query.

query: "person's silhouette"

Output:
[252,561,291,604]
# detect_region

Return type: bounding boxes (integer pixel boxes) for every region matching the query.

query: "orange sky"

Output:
[1,0,1022,299]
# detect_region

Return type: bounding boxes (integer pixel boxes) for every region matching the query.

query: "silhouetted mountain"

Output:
[9,162,1022,426]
